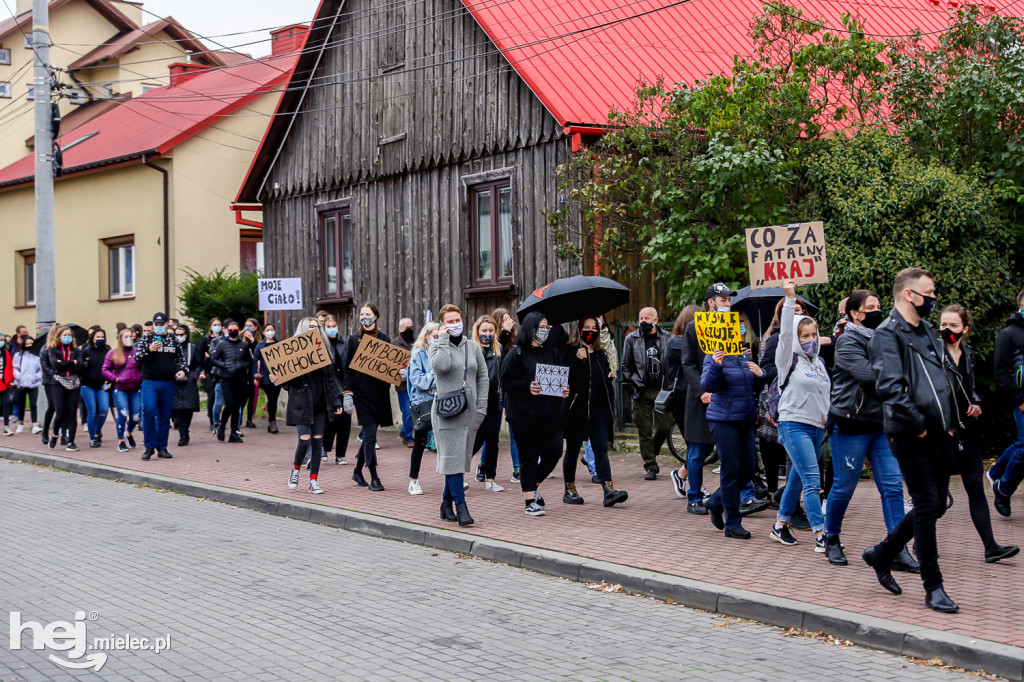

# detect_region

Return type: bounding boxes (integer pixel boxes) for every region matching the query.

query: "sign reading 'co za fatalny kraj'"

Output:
[745,221,828,290]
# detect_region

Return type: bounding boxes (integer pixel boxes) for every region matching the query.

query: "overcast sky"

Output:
[2,0,322,57]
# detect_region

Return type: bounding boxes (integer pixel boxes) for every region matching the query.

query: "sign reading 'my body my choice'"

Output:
[259,278,303,311]
[349,335,412,386]
[261,329,332,385]
[745,221,828,290]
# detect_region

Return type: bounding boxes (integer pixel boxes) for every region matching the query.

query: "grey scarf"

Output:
[845,321,875,340]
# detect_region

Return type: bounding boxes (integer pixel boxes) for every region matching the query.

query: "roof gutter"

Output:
[564,125,606,152]
[141,153,171,315]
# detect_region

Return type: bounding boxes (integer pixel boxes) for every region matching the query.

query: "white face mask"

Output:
[447,322,464,337]
[122,338,134,347]
[264,330,275,340]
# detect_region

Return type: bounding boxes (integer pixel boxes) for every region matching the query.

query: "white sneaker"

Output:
[309,479,324,494]
[321,455,328,462]
[463,480,469,489]
[712,466,721,474]
[31,425,42,434]
[485,481,505,492]
[288,469,300,489]
[2,428,12,436]
[375,442,380,450]
[15,424,24,434]
[408,480,423,495]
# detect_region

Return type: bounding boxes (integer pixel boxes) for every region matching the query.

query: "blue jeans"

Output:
[991,405,1024,496]
[777,421,826,532]
[80,385,110,441]
[685,441,708,504]
[212,381,224,427]
[397,391,413,442]
[141,380,175,450]
[825,426,905,536]
[442,473,466,505]
[706,421,757,529]
[112,389,141,441]
[583,440,598,476]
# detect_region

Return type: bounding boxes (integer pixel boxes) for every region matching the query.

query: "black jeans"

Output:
[564,407,613,483]
[173,410,193,440]
[204,378,216,425]
[759,439,787,494]
[294,412,328,477]
[218,376,247,436]
[706,421,758,530]
[15,387,39,424]
[242,378,256,423]
[323,412,352,458]
[510,419,563,494]
[355,422,379,471]
[877,431,954,592]
[1,389,11,427]
[472,401,502,480]
[409,427,430,479]
[261,382,281,422]
[51,384,80,444]
[42,384,56,438]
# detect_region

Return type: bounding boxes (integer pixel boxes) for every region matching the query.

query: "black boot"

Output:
[861,545,901,595]
[352,469,368,487]
[268,419,278,434]
[368,478,384,492]
[824,534,847,565]
[985,544,1020,563]
[892,546,921,574]
[562,482,584,505]
[925,585,959,613]
[440,500,457,522]
[602,480,628,507]
[455,502,474,526]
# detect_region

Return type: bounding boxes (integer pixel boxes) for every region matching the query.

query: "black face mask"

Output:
[911,291,937,318]
[228,329,240,339]
[639,321,654,334]
[861,310,884,330]
[940,328,963,345]
[580,330,598,346]
[400,328,415,343]
[94,340,106,347]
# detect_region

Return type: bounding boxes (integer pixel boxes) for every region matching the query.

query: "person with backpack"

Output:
[768,281,832,552]
[822,290,916,569]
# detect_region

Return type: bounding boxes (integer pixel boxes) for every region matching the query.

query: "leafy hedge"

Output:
[177,267,259,340]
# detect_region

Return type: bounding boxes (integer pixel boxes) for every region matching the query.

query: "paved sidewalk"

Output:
[2,420,1021,653]
[0,459,975,681]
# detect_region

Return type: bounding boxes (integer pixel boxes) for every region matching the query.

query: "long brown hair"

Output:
[109,328,135,366]
[672,305,700,337]
[49,326,76,350]
[472,315,500,357]
[490,307,515,352]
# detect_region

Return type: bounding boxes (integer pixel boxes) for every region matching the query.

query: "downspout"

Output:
[566,126,606,277]
[142,154,170,314]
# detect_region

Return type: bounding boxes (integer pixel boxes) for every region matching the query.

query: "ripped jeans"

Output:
[112,388,142,441]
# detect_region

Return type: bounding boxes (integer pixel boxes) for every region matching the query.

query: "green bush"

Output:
[177,267,259,340]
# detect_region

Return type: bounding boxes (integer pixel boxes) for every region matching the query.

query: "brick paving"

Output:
[0,459,973,681]
[4,418,1022,650]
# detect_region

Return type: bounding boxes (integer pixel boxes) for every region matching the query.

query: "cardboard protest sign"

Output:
[535,364,569,397]
[260,328,332,385]
[745,221,828,290]
[349,334,412,386]
[694,312,744,355]
[258,278,303,310]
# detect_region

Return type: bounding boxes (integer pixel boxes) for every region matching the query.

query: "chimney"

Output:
[168,62,211,86]
[270,24,310,57]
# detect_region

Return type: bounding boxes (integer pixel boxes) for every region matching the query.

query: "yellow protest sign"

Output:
[694,312,744,355]
[349,334,412,386]
[260,328,333,385]
[745,221,828,290]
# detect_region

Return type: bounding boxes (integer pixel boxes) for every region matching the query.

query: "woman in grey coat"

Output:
[429,304,489,526]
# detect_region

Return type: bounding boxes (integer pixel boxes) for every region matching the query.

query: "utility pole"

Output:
[32,0,56,333]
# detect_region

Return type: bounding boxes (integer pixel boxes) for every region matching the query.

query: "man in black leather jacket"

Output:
[621,307,673,479]
[862,268,959,614]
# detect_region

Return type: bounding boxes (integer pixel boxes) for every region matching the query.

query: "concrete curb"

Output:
[4,446,1022,680]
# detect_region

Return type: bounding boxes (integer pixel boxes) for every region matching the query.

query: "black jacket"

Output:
[343,331,394,427]
[134,332,188,381]
[993,315,1024,406]
[45,345,81,379]
[284,365,342,426]
[869,308,951,435]
[209,337,253,379]
[621,328,670,397]
[79,342,110,389]
[481,345,501,406]
[945,343,981,432]
[829,328,884,426]
[197,334,218,374]
[680,321,713,444]
[40,347,55,385]
[663,335,687,401]
[499,340,568,426]
[564,347,615,442]
[173,342,202,412]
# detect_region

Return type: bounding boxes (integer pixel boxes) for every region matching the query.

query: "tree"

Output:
[177,267,259,338]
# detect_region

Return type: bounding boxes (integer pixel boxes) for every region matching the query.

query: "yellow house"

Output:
[0,0,231,170]
[0,26,306,332]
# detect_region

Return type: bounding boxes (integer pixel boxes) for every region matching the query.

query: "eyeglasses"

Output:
[537,325,552,331]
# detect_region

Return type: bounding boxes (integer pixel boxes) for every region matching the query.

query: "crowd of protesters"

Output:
[3,265,1024,614]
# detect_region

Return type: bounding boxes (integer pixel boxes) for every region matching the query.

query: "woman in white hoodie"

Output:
[771,280,832,551]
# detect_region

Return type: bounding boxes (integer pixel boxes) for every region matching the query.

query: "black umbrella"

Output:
[516,275,630,325]
[30,323,90,355]
[731,286,819,338]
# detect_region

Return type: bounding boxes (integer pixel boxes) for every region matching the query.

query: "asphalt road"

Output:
[0,459,974,681]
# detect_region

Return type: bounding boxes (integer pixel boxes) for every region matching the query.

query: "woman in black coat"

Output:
[254,323,282,434]
[322,315,352,464]
[45,326,82,451]
[270,317,343,495]
[342,302,394,491]
[562,316,627,508]
[471,315,504,491]
[172,325,202,447]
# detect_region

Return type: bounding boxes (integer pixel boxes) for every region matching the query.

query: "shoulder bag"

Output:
[435,343,469,419]
[654,376,676,414]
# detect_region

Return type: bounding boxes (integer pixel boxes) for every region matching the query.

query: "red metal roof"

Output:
[463,0,959,127]
[0,51,299,188]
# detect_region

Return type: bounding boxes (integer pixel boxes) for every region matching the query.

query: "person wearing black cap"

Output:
[621,306,673,479]
[133,312,188,460]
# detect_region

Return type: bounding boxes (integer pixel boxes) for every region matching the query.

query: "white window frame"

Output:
[24,84,33,100]
[23,34,33,49]
[0,82,11,99]
[108,243,135,299]
[0,48,11,65]
[24,259,35,306]
[141,83,160,94]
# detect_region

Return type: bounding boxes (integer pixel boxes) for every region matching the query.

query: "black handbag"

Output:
[410,398,433,433]
[654,376,677,414]
[435,343,469,419]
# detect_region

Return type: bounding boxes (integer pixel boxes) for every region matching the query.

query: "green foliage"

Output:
[177,267,259,338]
[805,131,1014,355]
